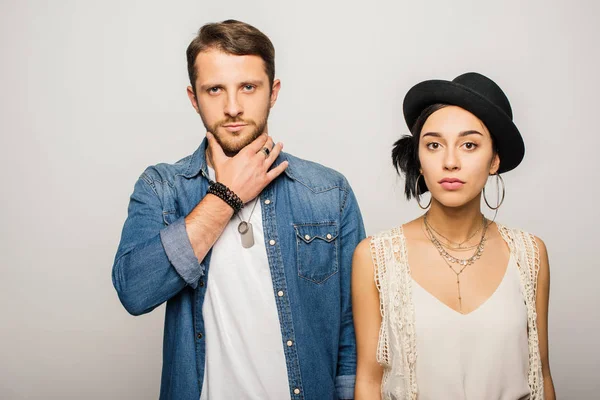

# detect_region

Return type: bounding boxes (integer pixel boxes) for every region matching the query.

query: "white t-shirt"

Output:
[200,168,290,400]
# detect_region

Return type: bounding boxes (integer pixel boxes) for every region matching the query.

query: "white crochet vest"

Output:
[370,224,544,399]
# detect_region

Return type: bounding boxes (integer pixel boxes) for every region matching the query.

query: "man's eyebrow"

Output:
[199,80,265,91]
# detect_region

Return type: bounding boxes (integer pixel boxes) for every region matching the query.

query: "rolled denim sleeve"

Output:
[112,172,203,316]
[336,181,366,399]
[335,375,356,400]
[160,217,203,287]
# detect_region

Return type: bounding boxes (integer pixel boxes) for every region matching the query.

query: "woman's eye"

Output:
[463,142,478,150]
[426,142,440,150]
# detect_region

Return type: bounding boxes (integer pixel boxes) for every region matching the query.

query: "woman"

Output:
[352,72,555,399]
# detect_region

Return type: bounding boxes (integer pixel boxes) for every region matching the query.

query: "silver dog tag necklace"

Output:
[236,198,259,249]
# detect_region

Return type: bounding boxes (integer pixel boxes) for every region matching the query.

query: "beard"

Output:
[201,110,269,157]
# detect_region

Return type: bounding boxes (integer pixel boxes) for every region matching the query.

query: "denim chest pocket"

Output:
[294,222,339,284]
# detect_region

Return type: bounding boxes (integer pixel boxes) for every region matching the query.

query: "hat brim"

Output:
[403,80,524,173]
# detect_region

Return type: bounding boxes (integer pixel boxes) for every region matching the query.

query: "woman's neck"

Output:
[424,195,484,243]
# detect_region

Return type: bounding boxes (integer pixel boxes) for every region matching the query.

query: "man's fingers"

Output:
[266,160,289,182]
[263,136,274,152]
[244,133,269,154]
[255,137,275,160]
[264,142,283,166]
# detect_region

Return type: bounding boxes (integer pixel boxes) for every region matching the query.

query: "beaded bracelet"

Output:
[207,182,244,213]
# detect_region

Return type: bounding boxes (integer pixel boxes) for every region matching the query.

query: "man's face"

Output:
[187,48,280,156]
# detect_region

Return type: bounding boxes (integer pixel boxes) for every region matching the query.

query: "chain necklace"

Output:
[236,198,259,248]
[423,214,489,313]
[426,214,485,249]
[419,223,480,253]
[423,213,488,267]
[439,250,469,313]
[429,236,481,252]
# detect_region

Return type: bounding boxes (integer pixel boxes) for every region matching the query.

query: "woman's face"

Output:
[418,106,500,208]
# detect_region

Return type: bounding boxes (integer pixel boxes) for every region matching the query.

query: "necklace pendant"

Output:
[237,221,255,248]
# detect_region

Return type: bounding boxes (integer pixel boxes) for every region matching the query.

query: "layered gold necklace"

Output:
[423,212,489,312]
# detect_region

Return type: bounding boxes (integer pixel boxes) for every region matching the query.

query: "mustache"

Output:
[218,117,256,126]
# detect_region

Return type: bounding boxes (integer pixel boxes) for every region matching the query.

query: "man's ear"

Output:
[187,86,200,114]
[269,79,281,108]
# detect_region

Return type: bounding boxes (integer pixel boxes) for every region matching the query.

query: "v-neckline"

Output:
[400,226,513,317]
[411,254,513,317]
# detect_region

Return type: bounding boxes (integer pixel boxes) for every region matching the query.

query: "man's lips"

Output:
[222,123,247,132]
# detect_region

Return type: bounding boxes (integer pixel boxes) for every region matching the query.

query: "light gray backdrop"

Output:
[1,0,598,398]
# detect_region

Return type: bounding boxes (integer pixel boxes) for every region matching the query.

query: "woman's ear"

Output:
[490,153,500,175]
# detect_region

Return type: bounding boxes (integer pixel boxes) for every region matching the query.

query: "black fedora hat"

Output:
[403,72,524,173]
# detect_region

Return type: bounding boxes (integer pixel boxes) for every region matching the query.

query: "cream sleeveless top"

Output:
[370,224,544,400]
[412,253,529,399]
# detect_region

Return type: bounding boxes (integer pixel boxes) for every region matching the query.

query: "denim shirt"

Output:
[112,139,365,400]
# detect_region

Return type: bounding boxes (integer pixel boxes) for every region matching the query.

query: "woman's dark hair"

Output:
[392,103,449,199]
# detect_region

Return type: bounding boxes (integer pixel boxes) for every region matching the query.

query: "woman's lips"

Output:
[440,181,464,190]
[439,178,465,190]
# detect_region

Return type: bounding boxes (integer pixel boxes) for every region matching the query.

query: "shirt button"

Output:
[199,280,204,287]
[286,340,293,347]
[264,199,271,205]
[197,333,203,339]
[304,234,311,241]
[326,233,332,240]
[293,388,300,395]
[269,239,276,246]
[277,290,284,297]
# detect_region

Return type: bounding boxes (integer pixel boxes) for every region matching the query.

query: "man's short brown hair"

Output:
[186,20,275,94]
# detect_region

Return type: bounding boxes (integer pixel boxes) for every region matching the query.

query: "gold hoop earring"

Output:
[415,174,431,209]
[483,173,505,210]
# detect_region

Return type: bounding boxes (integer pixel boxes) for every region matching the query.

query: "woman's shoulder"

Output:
[494,221,548,256]
[494,221,543,241]
[370,218,423,241]
[370,227,402,241]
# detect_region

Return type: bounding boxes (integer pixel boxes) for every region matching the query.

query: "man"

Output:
[112,19,365,400]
